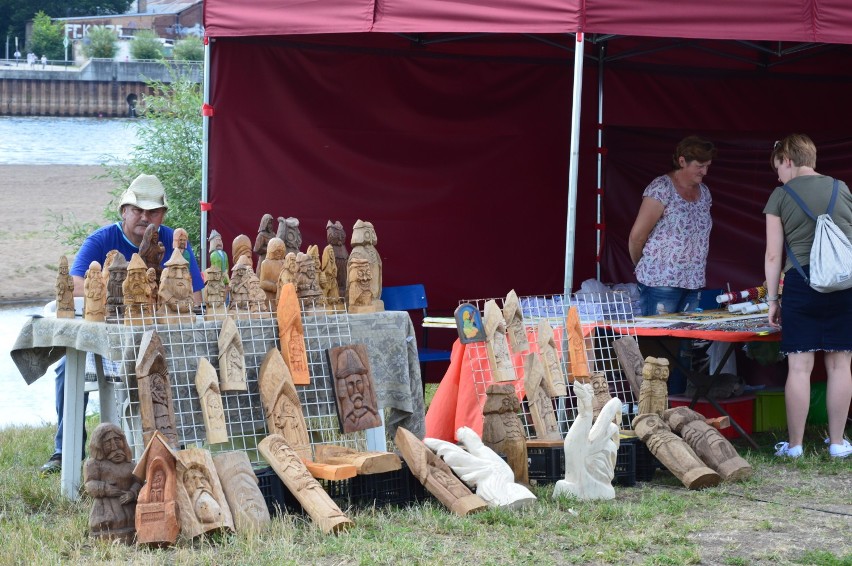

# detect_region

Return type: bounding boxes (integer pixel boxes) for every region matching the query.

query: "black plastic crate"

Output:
[255,466,303,516]
[527,445,564,484]
[348,462,428,508]
[614,438,637,487]
[634,439,662,482]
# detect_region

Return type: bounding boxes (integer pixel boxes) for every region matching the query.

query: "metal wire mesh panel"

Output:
[461,291,638,435]
[106,299,384,468]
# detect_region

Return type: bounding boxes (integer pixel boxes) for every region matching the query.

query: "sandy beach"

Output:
[0,164,117,303]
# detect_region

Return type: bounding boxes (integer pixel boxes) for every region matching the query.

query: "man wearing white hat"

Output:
[40,174,204,474]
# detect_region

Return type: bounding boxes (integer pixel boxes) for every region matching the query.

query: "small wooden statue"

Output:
[208,229,230,287]
[663,406,752,481]
[173,227,192,265]
[348,219,382,306]
[139,223,165,282]
[84,423,141,543]
[481,383,528,485]
[105,251,127,322]
[536,319,568,396]
[175,448,234,538]
[253,213,276,276]
[137,329,179,448]
[157,248,194,325]
[146,267,159,307]
[217,316,247,391]
[55,255,75,318]
[319,244,342,309]
[277,216,303,256]
[634,413,720,490]
[212,451,271,533]
[203,265,228,321]
[589,371,613,420]
[346,257,380,313]
[554,381,622,501]
[425,426,536,510]
[566,306,590,382]
[523,353,561,441]
[228,255,254,315]
[258,347,312,460]
[133,431,179,546]
[482,299,515,382]
[83,261,106,322]
[395,427,488,516]
[259,434,353,534]
[328,344,382,433]
[638,356,670,416]
[196,357,229,444]
[502,289,530,354]
[326,220,349,299]
[276,283,311,385]
[294,251,322,303]
[231,233,253,271]
[613,336,644,396]
[259,237,286,307]
[123,253,152,324]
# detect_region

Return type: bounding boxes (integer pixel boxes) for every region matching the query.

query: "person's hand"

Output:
[768,301,781,328]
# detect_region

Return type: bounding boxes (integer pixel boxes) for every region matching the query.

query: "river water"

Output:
[1,117,137,428]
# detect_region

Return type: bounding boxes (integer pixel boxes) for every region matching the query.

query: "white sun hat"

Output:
[118,174,169,212]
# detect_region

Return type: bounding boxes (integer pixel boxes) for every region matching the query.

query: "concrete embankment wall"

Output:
[0,60,201,117]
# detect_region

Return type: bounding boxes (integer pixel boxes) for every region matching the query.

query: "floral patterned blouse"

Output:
[634,175,712,289]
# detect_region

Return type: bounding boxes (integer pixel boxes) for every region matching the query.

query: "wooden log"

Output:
[314,445,402,475]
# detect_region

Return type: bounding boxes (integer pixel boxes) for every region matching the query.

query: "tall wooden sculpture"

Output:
[258,348,312,461]
[259,237,286,307]
[566,306,590,382]
[664,407,752,481]
[175,448,234,538]
[195,357,228,445]
[276,283,310,385]
[259,434,353,534]
[348,219,383,309]
[136,329,178,448]
[328,344,382,433]
[139,223,165,282]
[634,413,720,490]
[536,319,568,396]
[157,248,194,325]
[638,356,669,416]
[482,300,515,382]
[481,383,528,485]
[217,316,247,391]
[133,431,179,546]
[502,289,530,353]
[523,353,561,441]
[326,220,348,299]
[123,253,152,324]
[55,255,75,319]
[212,451,271,533]
[83,261,106,322]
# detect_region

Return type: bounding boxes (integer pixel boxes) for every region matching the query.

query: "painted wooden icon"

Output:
[454,302,485,344]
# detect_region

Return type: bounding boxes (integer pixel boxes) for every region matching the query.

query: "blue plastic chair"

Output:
[380,284,452,387]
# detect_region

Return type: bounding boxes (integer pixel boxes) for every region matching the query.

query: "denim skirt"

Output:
[780,265,852,353]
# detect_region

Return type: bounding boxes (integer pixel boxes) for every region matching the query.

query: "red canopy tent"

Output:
[201,1,852,313]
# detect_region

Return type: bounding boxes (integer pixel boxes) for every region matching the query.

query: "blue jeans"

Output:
[54,357,89,455]
[638,285,701,316]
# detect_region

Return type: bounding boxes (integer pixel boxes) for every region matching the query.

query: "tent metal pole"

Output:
[596,43,605,281]
[200,38,212,272]
[563,32,584,297]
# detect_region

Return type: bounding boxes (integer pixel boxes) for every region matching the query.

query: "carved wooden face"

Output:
[210,235,223,251]
[102,430,129,464]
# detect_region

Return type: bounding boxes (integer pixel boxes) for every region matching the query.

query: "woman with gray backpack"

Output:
[764,134,852,459]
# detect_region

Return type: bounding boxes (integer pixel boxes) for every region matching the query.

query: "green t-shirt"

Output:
[763,175,852,273]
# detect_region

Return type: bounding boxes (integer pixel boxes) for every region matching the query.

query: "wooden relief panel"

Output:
[212,451,271,533]
[327,344,382,433]
[217,316,247,391]
[395,427,487,516]
[276,283,310,385]
[634,413,720,490]
[483,300,516,382]
[523,353,561,441]
[195,357,228,445]
[136,329,178,448]
[502,289,530,354]
[314,445,401,475]
[133,431,179,546]
[259,434,353,534]
[566,306,590,382]
[613,336,644,396]
[536,319,567,396]
[481,383,528,485]
[175,448,234,538]
[454,302,485,344]
[258,348,312,461]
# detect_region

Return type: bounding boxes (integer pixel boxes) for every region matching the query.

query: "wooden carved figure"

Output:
[664,407,752,481]
[102,249,119,285]
[208,229,230,287]
[231,233,253,272]
[566,306,590,382]
[276,251,298,295]
[146,267,159,307]
[83,261,106,322]
[536,319,568,396]
[454,302,485,343]
[173,227,192,265]
[349,219,382,304]
[137,329,178,448]
[123,253,152,324]
[328,344,382,433]
[139,223,165,282]
[175,448,234,538]
[84,423,141,543]
[259,434,354,534]
[253,213,276,275]
[613,336,644,396]
[258,347,312,460]
[555,381,622,501]
[295,251,322,303]
[589,371,613,420]
[277,216,303,256]
[212,451,271,533]
[326,220,349,298]
[481,383,528,485]
[105,251,127,322]
[259,237,286,307]
[482,300,515,382]
[203,265,228,321]
[313,445,401,475]
[425,426,536,510]
[246,271,269,316]
[217,316,247,391]
[56,255,75,318]
[195,357,228,445]
[638,356,669,416]
[228,255,254,316]
[523,353,561,441]
[133,431,179,546]
[346,257,380,313]
[319,244,342,308]
[634,413,720,490]
[157,248,194,325]
[276,283,310,385]
[395,427,488,516]
[502,289,530,353]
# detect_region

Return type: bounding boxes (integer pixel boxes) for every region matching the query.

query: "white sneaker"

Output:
[828,439,852,459]
[774,442,803,458]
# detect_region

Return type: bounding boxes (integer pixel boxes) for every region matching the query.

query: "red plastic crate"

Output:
[668,395,755,439]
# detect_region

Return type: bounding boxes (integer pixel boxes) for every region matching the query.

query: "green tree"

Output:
[172,36,203,61]
[83,25,117,59]
[28,11,63,60]
[0,0,132,49]
[129,29,163,61]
